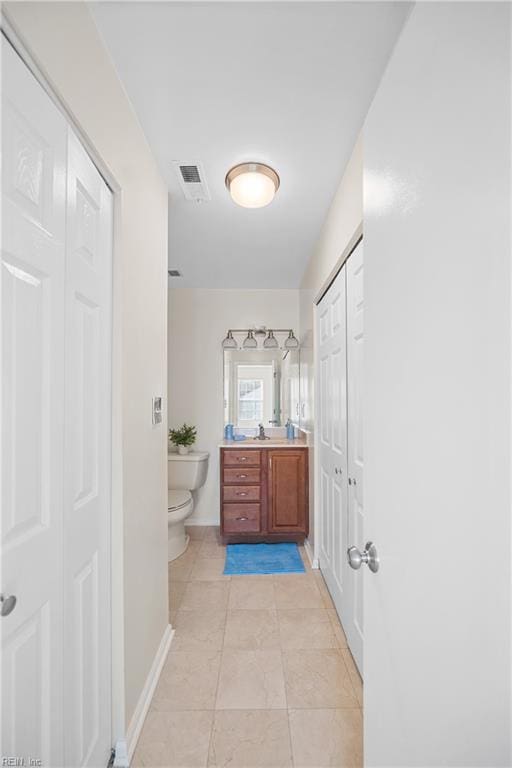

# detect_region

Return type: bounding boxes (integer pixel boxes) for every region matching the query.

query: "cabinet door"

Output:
[267,450,307,533]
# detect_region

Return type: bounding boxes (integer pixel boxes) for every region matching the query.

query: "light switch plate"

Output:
[152,396,162,425]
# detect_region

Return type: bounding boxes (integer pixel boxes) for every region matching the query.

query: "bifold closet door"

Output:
[63,131,113,768]
[346,241,364,673]
[1,37,67,767]
[317,266,349,623]
[1,36,113,767]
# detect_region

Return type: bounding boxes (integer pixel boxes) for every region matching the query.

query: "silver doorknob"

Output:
[347,542,379,573]
[0,593,17,617]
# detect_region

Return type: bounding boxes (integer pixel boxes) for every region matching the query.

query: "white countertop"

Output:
[219,438,308,449]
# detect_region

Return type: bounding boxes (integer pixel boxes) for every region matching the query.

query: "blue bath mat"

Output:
[224,542,305,575]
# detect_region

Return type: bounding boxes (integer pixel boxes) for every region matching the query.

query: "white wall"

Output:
[363,3,511,764]
[4,1,170,732]
[168,288,299,524]
[299,136,363,552]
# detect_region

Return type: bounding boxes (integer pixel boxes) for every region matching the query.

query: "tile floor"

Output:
[133,526,363,768]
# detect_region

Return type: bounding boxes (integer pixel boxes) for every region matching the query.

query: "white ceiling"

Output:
[90,1,409,288]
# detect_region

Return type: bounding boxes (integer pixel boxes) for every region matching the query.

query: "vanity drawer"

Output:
[223,484,261,502]
[223,467,261,484]
[223,504,261,533]
[223,449,261,467]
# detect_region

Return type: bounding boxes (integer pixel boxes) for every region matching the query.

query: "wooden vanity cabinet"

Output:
[220,447,308,543]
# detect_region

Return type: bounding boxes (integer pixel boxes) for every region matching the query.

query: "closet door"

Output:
[1,37,113,767]
[346,241,364,672]
[1,37,67,767]
[63,131,113,768]
[317,267,349,619]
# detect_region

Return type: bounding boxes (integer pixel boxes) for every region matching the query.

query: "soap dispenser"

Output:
[286,419,295,441]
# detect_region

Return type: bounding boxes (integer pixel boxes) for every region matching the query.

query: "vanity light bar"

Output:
[221,329,300,350]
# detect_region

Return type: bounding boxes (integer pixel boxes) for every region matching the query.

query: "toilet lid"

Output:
[168,489,192,511]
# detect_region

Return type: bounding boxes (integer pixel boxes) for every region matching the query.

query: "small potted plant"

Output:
[169,423,197,456]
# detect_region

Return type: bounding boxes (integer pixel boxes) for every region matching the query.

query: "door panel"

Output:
[346,242,364,671]
[268,451,307,532]
[1,37,113,766]
[1,37,67,767]
[317,266,349,630]
[64,131,112,768]
[364,4,510,765]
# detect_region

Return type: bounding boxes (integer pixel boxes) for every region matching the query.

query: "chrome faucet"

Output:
[254,423,270,440]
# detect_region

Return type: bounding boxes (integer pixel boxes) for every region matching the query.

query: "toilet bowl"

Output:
[168,450,209,562]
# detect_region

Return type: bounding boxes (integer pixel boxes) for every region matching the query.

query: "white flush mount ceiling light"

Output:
[225,163,280,208]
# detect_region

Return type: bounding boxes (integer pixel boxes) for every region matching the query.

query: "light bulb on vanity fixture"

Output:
[263,330,279,349]
[225,163,280,208]
[284,330,299,350]
[242,330,258,349]
[221,330,238,349]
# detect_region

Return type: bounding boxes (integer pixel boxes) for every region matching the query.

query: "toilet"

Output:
[167,450,209,561]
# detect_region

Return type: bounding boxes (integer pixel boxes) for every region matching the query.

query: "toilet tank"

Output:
[168,451,209,490]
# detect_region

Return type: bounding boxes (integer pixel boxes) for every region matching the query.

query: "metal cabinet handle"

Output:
[238,474,248,478]
[236,492,248,497]
[236,516,248,521]
[0,593,17,617]
[347,542,379,573]
[237,457,248,462]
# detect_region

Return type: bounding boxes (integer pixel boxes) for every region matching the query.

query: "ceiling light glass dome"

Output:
[225,163,280,208]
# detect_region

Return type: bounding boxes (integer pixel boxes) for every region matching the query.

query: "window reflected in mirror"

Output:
[224,348,300,429]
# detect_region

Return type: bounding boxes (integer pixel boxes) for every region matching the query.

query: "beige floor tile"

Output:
[169,553,196,582]
[203,526,222,541]
[208,710,292,768]
[278,609,337,650]
[185,540,204,560]
[224,609,280,650]
[341,648,363,707]
[181,581,230,611]
[199,540,227,558]
[289,708,363,767]
[186,525,207,541]
[273,574,324,609]
[283,649,358,708]
[169,581,187,613]
[313,571,336,609]
[171,610,227,652]
[190,558,230,582]
[152,651,221,711]
[228,576,276,609]
[327,609,349,648]
[216,650,286,709]
[132,710,214,767]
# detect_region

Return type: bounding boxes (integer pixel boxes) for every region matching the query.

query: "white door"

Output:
[317,267,349,627]
[1,36,113,767]
[1,37,67,767]
[345,242,364,672]
[63,131,113,767]
[364,3,511,765]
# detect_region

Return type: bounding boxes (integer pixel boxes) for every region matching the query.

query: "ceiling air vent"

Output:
[168,269,182,278]
[173,161,211,202]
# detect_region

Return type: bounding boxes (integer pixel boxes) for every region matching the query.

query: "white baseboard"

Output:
[186,517,219,526]
[304,537,319,569]
[115,624,174,766]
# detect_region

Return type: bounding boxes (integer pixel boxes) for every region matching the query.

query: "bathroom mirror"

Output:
[223,348,300,429]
